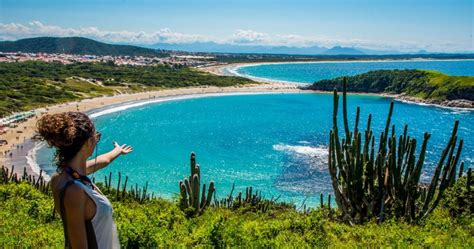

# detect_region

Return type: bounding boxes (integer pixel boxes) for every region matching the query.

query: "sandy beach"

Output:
[198,62,303,84]
[0,82,303,180]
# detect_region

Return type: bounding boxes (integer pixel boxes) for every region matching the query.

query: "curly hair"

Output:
[36,112,95,168]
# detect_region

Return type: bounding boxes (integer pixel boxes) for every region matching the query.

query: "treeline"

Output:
[306,69,474,101]
[0,61,255,117]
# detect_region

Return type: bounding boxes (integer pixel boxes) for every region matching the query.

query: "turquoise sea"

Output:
[35,60,474,207]
[236,60,474,84]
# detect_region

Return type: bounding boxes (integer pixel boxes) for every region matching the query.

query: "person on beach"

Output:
[36,112,132,248]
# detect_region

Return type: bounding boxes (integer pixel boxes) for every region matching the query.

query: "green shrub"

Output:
[1,180,472,247]
[442,176,474,218]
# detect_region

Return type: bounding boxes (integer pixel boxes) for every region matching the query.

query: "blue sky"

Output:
[0,0,472,52]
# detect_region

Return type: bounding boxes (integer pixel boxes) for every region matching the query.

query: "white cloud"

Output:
[0,21,209,45]
[231,29,269,44]
[0,21,471,52]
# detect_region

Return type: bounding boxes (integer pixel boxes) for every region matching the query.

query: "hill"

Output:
[0,37,167,57]
[306,69,474,107]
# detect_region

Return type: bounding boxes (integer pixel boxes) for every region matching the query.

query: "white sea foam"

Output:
[273,144,327,157]
[394,98,474,112]
[298,140,311,144]
[225,64,307,85]
[273,143,328,169]
[89,92,284,119]
[26,141,51,181]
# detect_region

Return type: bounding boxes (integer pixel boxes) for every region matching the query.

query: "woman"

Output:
[37,112,132,248]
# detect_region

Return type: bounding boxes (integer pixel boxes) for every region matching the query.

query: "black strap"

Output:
[63,166,95,190]
[59,180,98,249]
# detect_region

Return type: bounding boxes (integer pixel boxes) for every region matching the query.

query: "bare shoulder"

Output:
[50,172,60,189]
[50,172,68,195]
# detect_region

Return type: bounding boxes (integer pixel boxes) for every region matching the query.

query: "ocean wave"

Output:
[273,143,332,196]
[394,98,474,112]
[225,64,307,85]
[88,92,282,119]
[273,143,328,170]
[298,140,311,144]
[273,143,327,157]
[26,141,51,181]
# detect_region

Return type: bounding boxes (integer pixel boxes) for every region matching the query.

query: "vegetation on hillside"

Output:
[1,170,472,247]
[306,69,474,101]
[0,37,167,57]
[0,61,255,117]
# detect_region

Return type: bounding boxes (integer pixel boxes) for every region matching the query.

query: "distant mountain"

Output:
[0,37,167,57]
[357,48,405,55]
[150,42,328,55]
[149,42,392,55]
[323,46,365,55]
[1,37,456,57]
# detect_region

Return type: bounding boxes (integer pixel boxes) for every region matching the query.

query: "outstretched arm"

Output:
[86,142,133,175]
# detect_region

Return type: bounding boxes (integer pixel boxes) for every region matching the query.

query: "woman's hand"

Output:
[86,141,133,174]
[113,141,133,155]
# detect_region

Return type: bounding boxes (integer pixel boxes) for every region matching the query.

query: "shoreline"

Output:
[3,59,473,180]
[199,61,474,109]
[1,83,304,180]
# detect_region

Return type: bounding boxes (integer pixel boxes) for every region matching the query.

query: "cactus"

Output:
[98,171,150,203]
[116,171,121,200]
[179,152,215,215]
[122,176,128,200]
[320,193,324,208]
[467,168,472,192]
[1,165,50,195]
[214,185,272,213]
[328,77,464,223]
[0,164,152,202]
[318,193,332,210]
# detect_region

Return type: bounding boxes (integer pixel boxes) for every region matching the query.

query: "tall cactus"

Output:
[179,152,215,215]
[328,78,464,223]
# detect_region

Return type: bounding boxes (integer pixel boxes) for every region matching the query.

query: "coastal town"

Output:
[0,51,221,67]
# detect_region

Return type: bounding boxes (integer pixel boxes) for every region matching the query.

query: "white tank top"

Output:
[74,180,120,248]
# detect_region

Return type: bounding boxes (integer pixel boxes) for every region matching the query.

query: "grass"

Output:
[423,70,474,100]
[309,69,474,101]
